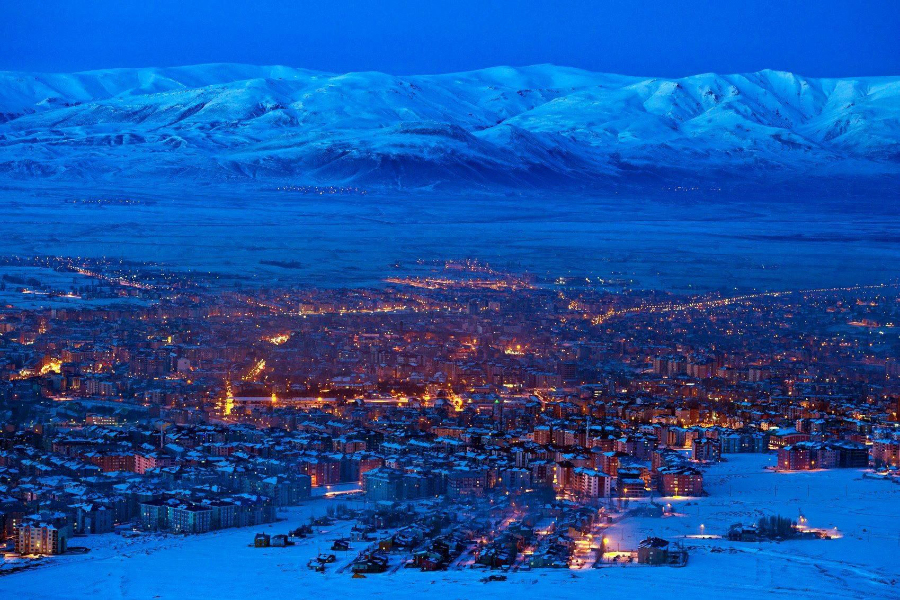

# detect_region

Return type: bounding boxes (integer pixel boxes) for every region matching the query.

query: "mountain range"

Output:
[0,64,898,192]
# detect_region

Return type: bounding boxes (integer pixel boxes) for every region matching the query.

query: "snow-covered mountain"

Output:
[0,63,898,191]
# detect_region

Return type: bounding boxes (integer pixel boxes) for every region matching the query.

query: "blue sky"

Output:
[1,0,898,76]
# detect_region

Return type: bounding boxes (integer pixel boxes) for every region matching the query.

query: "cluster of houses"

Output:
[3,394,894,559]
[0,425,315,552]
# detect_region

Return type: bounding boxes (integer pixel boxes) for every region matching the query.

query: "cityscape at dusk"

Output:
[0,2,898,599]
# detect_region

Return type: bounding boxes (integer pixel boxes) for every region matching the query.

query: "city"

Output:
[0,256,898,596]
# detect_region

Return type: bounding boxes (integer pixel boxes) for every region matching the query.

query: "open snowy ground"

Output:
[2,454,898,600]
[2,184,899,292]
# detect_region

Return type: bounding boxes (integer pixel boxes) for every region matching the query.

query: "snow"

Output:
[0,64,897,188]
[0,266,148,309]
[2,455,898,600]
[1,186,899,292]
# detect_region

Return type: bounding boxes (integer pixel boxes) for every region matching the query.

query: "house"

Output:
[617,475,648,498]
[572,467,612,498]
[139,499,170,531]
[637,537,686,566]
[331,538,350,551]
[721,431,769,453]
[770,429,810,449]
[778,444,811,470]
[15,521,69,555]
[254,474,311,506]
[416,550,446,571]
[363,467,434,501]
[72,503,114,534]
[657,467,703,497]
[446,469,486,498]
[726,523,759,542]
[351,551,389,573]
[168,503,211,534]
[692,437,722,463]
[637,537,670,565]
[872,439,900,467]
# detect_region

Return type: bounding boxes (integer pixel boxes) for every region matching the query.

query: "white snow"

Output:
[0,65,897,186]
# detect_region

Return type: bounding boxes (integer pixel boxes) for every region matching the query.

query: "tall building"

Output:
[15,522,68,555]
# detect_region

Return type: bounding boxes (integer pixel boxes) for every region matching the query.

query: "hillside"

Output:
[0,64,898,191]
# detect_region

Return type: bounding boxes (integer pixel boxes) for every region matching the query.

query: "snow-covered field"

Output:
[3,186,899,292]
[3,454,898,600]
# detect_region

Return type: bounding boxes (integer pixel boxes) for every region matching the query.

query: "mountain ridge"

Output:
[0,63,898,192]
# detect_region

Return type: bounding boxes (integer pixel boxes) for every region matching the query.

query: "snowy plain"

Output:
[3,184,900,293]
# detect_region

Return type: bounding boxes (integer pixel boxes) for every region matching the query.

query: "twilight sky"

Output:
[1,0,898,77]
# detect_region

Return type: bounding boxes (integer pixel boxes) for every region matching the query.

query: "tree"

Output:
[757,514,796,539]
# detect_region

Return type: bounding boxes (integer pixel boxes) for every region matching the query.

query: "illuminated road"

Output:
[590,282,899,325]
